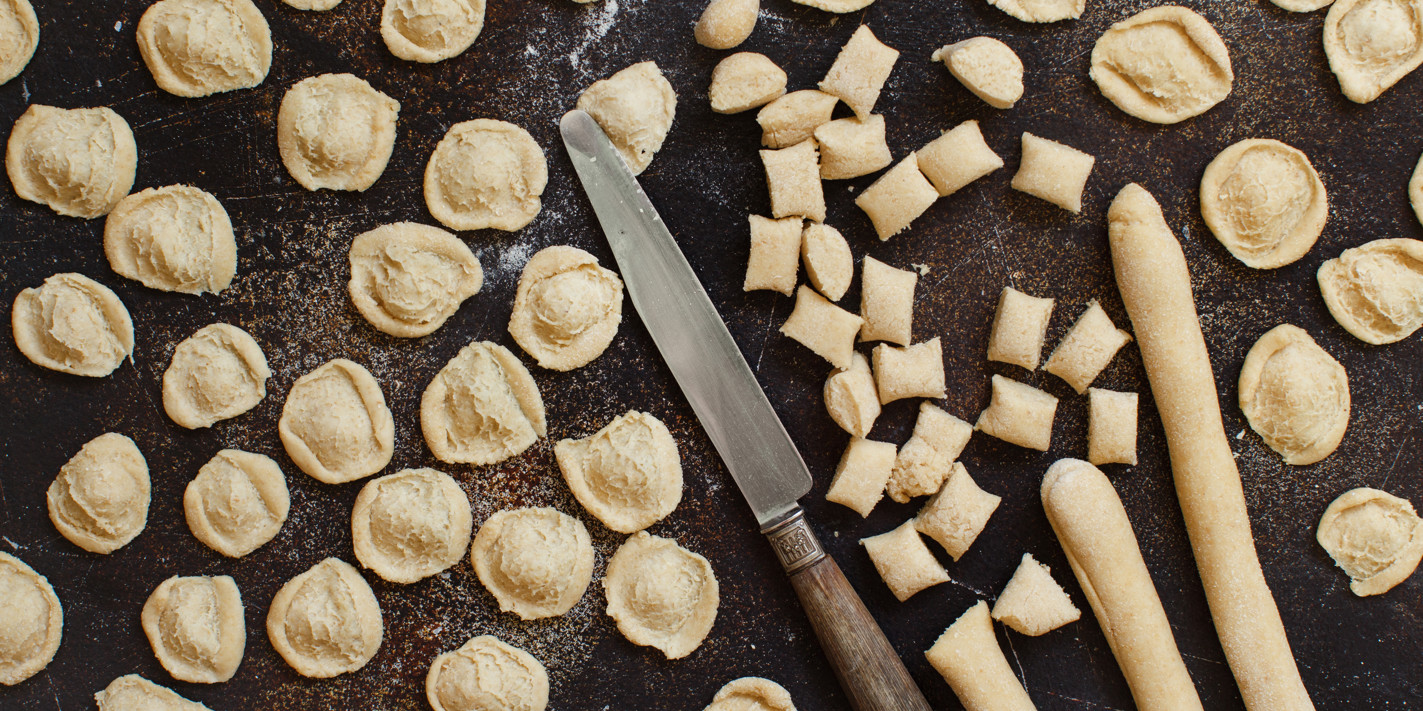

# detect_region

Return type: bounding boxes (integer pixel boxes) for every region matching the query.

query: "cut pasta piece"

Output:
[988,0,1084,22]
[744,215,802,295]
[577,62,677,175]
[281,359,394,484]
[860,520,949,601]
[1043,300,1131,393]
[756,90,839,149]
[975,375,1058,451]
[1238,324,1349,465]
[0,552,62,686]
[932,37,1024,109]
[95,675,211,710]
[704,677,796,711]
[917,120,1004,197]
[1317,487,1423,596]
[801,222,853,301]
[141,575,245,683]
[761,140,825,222]
[1324,0,1423,103]
[48,433,149,554]
[916,463,1000,560]
[471,507,594,619]
[351,468,473,583]
[508,246,624,371]
[824,352,881,438]
[604,532,718,659]
[791,0,874,12]
[710,52,787,114]
[426,635,549,711]
[266,558,382,678]
[991,553,1080,636]
[1317,238,1423,345]
[780,285,863,370]
[855,153,939,240]
[1087,388,1138,466]
[859,256,916,345]
[815,115,892,180]
[888,403,972,503]
[826,437,897,517]
[1199,138,1328,269]
[1089,6,1233,123]
[694,0,758,49]
[987,286,1054,370]
[1011,132,1095,213]
[555,411,682,534]
[421,341,546,465]
[872,338,945,404]
[925,601,1035,711]
[819,25,899,119]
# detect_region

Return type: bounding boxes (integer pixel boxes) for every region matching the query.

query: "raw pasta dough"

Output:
[424,119,547,232]
[137,0,272,97]
[780,285,863,369]
[819,26,899,119]
[859,256,916,345]
[872,338,945,404]
[695,0,758,50]
[508,245,624,371]
[855,153,939,240]
[801,223,852,301]
[279,359,395,484]
[471,507,594,619]
[860,520,948,601]
[426,635,549,711]
[709,52,786,114]
[926,602,1035,711]
[0,0,38,85]
[1317,238,1423,344]
[1273,0,1334,10]
[604,531,719,659]
[756,90,838,149]
[1238,324,1349,465]
[184,449,288,558]
[421,340,546,465]
[761,140,825,222]
[1200,139,1327,269]
[162,323,270,429]
[1042,300,1131,393]
[0,552,62,686]
[48,433,150,554]
[283,0,342,10]
[705,677,796,711]
[95,675,211,710]
[1324,0,1423,103]
[351,468,473,583]
[104,186,237,295]
[381,0,485,63]
[278,73,400,192]
[987,286,1053,370]
[555,411,682,534]
[917,120,1003,197]
[975,375,1057,451]
[1412,152,1423,228]
[1011,132,1095,213]
[266,558,383,678]
[823,352,880,437]
[988,0,1084,22]
[744,215,801,295]
[577,62,677,175]
[825,437,896,517]
[791,0,874,12]
[990,553,1079,636]
[1089,6,1233,124]
[932,37,1024,109]
[814,115,891,180]
[890,403,972,503]
[12,272,134,377]
[915,462,999,560]
[1087,388,1138,466]
[1316,487,1423,596]
[6,105,136,219]
[348,222,483,338]
[141,575,245,683]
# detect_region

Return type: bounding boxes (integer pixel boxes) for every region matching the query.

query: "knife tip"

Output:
[559,110,602,156]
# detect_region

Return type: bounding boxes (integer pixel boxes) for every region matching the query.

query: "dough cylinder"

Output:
[1106,183,1314,711]
[1041,458,1202,711]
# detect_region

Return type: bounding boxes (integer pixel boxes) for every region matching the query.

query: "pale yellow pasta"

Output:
[694,0,758,49]
[1238,324,1349,465]
[761,140,825,222]
[872,338,945,404]
[924,602,1035,711]
[779,285,863,370]
[555,411,682,534]
[917,120,1003,197]
[137,0,272,97]
[860,520,948,602]
[0,0,38,86]
[1324,0,1423,103]
[988,0,1084,23]
[915,463,1000,561]
[577,61,677,175]
[975,374,1057,451]
[0,552,62,686]
[425,635,549,711]
[744,215,802,295]
[756,90,838,149]
[1087,388,1138,466]
[800,222,853,302]
[819,26,899,119]
[987,286,1054,370]
[824,352,880,438]
[603,532,718,660]
[814,115,891,180]
[1317,238,1423,345]
[48,433,149,554]
[140,575,245,683]
[932,37,1024,109]
[859,256,916,345]
[704,677,796,711]
[990,553,1080,636]
[1316,487,1423,596]
[95,675,211,710]
[709,52,786,114]
[889,402,972,503]
[380,0,484,63]
[1089,6,1233,123]
[1011,132,1095,213]
[855,153,939,240]
[825,437,896,517]
[1199,139,1328,270]
[1043,300,1131,393]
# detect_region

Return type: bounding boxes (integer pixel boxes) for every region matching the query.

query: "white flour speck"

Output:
[525,44,539,57]
[2,536,18,550]
[1237,429,1245,439]
[114,21,123,31]
[912,263,931,276]
[21,79,28,101]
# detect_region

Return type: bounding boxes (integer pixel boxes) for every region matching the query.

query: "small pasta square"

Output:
[860,519,949,602]
[801,222,853,302]
[818,25,900,119]
[888,403,973,503]
[915,462,1000,561]
[709,52,787,114]
[1011,132,1095,213]
[859,256,917,345]
[926,601,1036,711]
[1044,300,1132,393]
[987,286,1055,370]
[826,437,897,517]
[990,553,1080,636]
[743,214,802,295]
[975,374,1058,451]
[1088,387,1138,466]
[761,139,825,222]
[824,352,881,438]
[757,90,839,149]
[873,337,946,404]
[815,115,892,180]
[855,153,939,240]
[917,120,1004,197]
[780,285,863,370]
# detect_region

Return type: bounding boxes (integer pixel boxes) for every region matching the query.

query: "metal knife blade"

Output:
[560,110,811,527]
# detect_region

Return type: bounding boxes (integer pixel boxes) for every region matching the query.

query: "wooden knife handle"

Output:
[764,509,932,711]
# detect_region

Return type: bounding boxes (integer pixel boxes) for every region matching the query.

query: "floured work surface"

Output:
[0,0,1419,709]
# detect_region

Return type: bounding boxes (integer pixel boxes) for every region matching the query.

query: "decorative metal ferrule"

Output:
[762,508,826,575]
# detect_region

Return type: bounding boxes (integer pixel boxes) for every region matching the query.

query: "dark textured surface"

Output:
[0,0,1421,709]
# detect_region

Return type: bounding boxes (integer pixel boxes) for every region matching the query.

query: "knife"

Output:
[561,109,931,711]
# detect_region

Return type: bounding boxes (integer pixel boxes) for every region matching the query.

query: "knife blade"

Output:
[561,109,931,711]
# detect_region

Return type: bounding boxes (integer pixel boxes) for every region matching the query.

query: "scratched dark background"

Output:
[0,0,1420,708]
